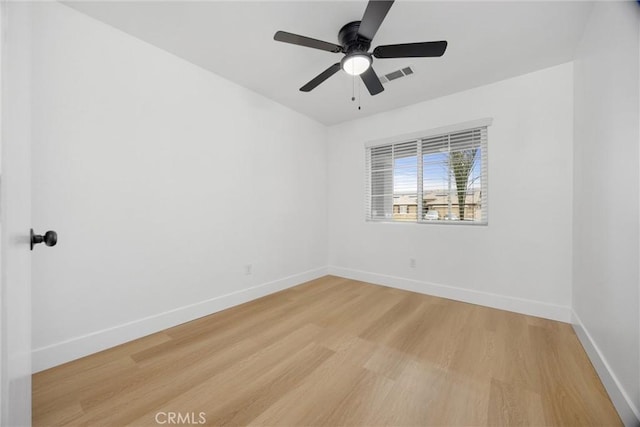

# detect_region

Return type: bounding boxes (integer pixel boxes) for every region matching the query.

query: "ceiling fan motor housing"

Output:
[338,21,371,54]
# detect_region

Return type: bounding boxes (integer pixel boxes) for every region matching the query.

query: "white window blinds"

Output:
[365,124,488,224]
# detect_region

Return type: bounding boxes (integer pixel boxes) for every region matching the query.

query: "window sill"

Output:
[366,219,488,226]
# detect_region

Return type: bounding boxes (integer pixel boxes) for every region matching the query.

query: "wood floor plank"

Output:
[126,327,333,426]
[33,276,623,426]
[76,321,326,424]
[200,343,334,426]
[487,377,546,426]
[246,352,374,426]
[529,324,622,425]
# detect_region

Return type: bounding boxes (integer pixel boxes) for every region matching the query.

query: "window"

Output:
[365,120,489,224]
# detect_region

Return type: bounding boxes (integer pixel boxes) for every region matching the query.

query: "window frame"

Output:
[365,118,492,226]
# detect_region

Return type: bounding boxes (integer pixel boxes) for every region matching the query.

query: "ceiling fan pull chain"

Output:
[352,74,356,102]
[358,79,362,110]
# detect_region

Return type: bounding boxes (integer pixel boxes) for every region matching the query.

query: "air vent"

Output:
[386,70,404,81]
[379,66,414,84]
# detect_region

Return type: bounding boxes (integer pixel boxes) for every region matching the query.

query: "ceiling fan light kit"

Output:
[273,0,447,96]
[342,53,371,76]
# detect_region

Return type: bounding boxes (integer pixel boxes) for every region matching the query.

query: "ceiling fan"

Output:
[273,0,447,96]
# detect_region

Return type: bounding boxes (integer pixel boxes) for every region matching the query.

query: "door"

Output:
[1,2,33,426]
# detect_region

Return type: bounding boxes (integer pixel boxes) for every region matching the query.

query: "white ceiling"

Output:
[64,1,593,125]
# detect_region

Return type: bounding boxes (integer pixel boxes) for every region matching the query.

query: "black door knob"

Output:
[31,229,57,251]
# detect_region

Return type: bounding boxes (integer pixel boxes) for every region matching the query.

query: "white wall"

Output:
[30,2,327,372]
[327,63,574,321]
[572,2,640,425]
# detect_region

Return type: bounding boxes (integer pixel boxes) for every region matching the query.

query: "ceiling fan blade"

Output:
[373,41,448,58]
[360,67,384,96]
[274,31,342,53]
[300,63,342,92]
[358,0,394,41]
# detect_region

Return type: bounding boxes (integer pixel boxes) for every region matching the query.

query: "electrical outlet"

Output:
[244,264,252,275]
[409,258,416,268]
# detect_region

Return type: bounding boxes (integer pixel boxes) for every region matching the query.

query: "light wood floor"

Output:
[33,276,621,426]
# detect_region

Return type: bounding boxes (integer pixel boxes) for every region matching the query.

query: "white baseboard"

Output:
[328,266,572,322]
[32,267,328,373]
[571,310,640,427]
